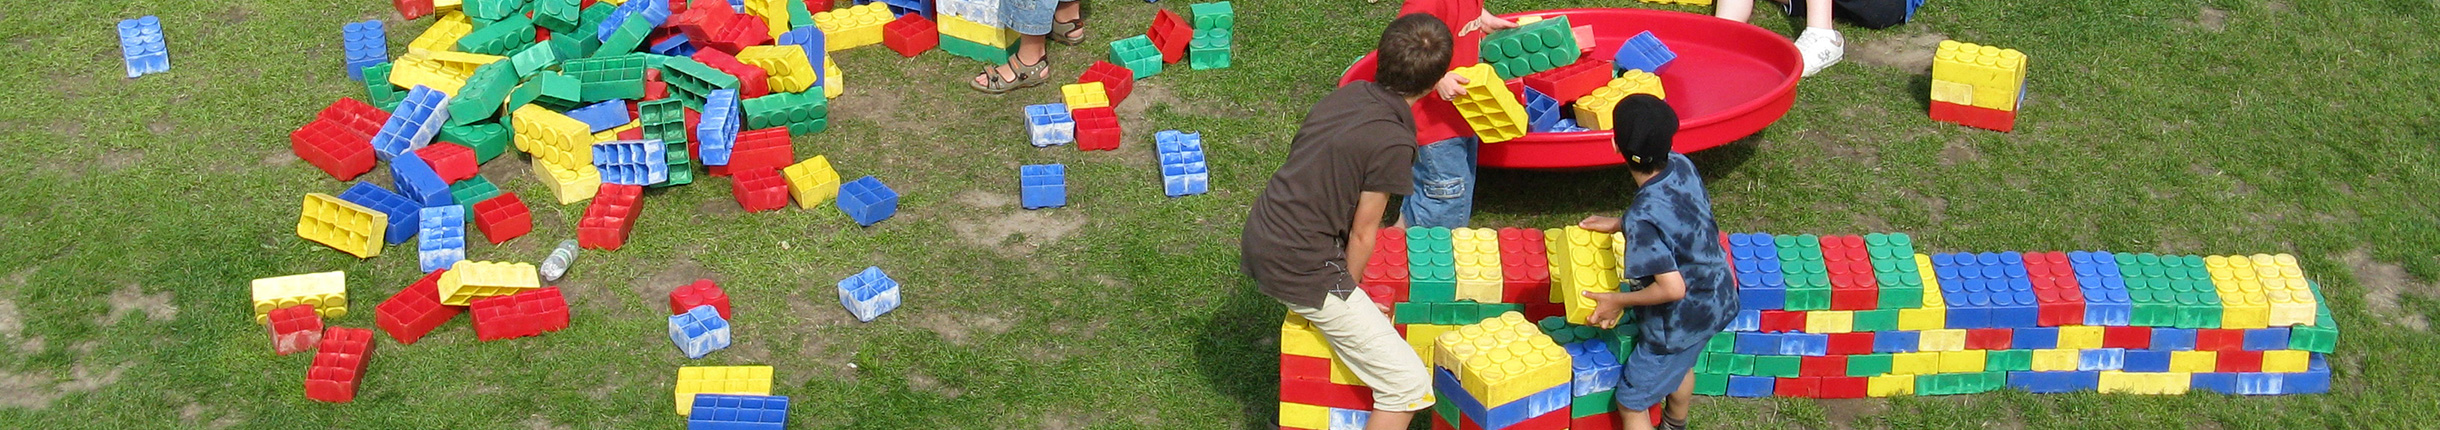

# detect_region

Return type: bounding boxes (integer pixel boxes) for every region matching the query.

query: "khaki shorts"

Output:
[1282,292,1434,412]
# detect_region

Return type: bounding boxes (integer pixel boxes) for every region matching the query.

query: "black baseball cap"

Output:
[1610,94,1678,166]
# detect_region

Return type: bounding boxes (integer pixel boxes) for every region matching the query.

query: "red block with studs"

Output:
[303,327,374,403]
[1821,235,1879,311]
[267,304,324,356]
[692,48,771,97]
[395,0,433,20]
[1072,107,1120,151]
[417,142,480,183]
[1521,59,1615,103]
[469,287,571,341]
[2024,251,2086,326]
[375,269,464,345]
[719,127,794,175]
[1929,100,2016,132]
[290,97,389,181]
[669,279,733,318]
[1498,227,1552,304]
[882,14,939,58]
[1965,328,2014,350]
[2103,325,2152,350]
[1759,310,1807,333]
[577,184,644,250]
[1077,61,1135,105]
[730,168,791,212]
[1827,332,1875,356]
[1361,226,1410,303]
[471,193,533,244]
[1146,9,1193,63]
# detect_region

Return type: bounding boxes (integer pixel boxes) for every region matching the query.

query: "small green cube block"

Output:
[361,63,405,110]
[1189,30,1232,70]
[449,176,503,212]
[1878,287,1924,310]
[1393,302,1433,324]
[1984,349,2032,372]
[1786,288,1830,311]
[1705,332,1737,353]
[1108,35,1164,79]
[2290,325,2337,354]
[1694,373,1728,396]
[1846,354,1893,377]
[437,121,510,162]
[1754,355,1801,378]
[1723,353,1755,376]
[1190,1,1234,30]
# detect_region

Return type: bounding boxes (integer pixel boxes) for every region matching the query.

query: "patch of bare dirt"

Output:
[914,309,1014,346]
[1039,411,1098,430]
[47,120,83,140]
[259,149,299,166]
[146,119,176,136]
[2186,6,2230,32]
[2264,0,2290,13]
[480,155,532,184]
[947,191,1086,254]
[1898,188,1948,224]
[1847,32,1947,74]
[696,197,743,218]
[633,259,718,313]
[1817,398,1887,429]
[177,402,241,429]
[217,5,258,24]
[1,361,135,409]
[98,284,177,326]
[832,84,919,133]
[905,371,965,399]
[521,415,573,430]
[1937,138,1982,166]
[0,298,27,352]
[1805,130,1880,166]
[95,151,143,175]
[2341,249,2433,330]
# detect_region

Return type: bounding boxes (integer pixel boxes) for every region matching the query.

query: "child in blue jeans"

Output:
[1578,95,1737,430]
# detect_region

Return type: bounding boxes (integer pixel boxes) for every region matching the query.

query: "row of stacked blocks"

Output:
[1281,227,2339,429]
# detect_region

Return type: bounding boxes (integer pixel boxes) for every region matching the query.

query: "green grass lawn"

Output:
[2,0,2436,428]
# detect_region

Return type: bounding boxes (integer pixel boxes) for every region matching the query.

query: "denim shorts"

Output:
[1400,136,1479,228]
[1614,338,1705,411]
[1001,0,1066,36]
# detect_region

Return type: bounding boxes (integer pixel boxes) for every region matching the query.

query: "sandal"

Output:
[1050,17,1087,46]
[969,55,1052,94]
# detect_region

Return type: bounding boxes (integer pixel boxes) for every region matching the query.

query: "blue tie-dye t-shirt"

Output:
[1620,153,1737,355]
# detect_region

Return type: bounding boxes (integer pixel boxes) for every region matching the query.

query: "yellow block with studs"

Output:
[1573,70,1666,131]
[250,271,347,324]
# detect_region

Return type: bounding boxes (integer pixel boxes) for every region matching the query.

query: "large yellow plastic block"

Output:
[1929,40,2028,111]
[1916,254,1946,308]
[1543,228,1568,303]
[822,57,842,99]
[2207,255,2275,329]
[2169,350,2218,373]
[1806,310,1854,334]
[513,104,598,169]
[1889,352,1939,376]
[2098,371,2188,395]
[1897,307,1946,331]
[532,159,601,205]
[1928,79,1974,106]
[2251,254,2318,326]
[592,121,640,142]
[1453,228,1504,303]
[1278,402,1330,430]
[813,3,890,51]
[1919,329,1966,352]
[436,260,541,306]
[250,271,347,324]
[392,50,505,96]
[2262,350,2310,373]
[2031,348,2081,371]
[1551,227,1620,325]
[2057,325,2104,350]
[1867,374,1915,397]
[737,45,819,94]
[675,366,773,415]
[1937,349,1986,374]
[1573,70,1666,131]
[1405,323,1456,364]
[298,193,387,258]
[435,0,463,12]
[1061,81,1110,110]
[408,12,474,55]
[939,14,1018,46]
[742,0,790,38]
[782,155,841,208]
[1447,64,1529,143]
[1280,312,1334,359]
[1433,312,1569,407]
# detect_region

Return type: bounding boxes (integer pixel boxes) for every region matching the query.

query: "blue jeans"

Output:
[1401,136,1478,228]
[1003,0,1070,36]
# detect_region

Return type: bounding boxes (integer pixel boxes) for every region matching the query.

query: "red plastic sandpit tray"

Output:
[1337,8,1802,170]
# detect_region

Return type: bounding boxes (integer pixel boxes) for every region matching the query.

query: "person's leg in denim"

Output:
[1399,136,1480,228]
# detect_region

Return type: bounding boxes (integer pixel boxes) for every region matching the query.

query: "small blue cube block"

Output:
[1612,31,1676,74]
[2237,372,2285,395]
[1781,333,1829,356]
[1725,375,1775,398]
[776,26,826,83]
[338,182,422,245]
[1733,332,1781,356]
[416,205,466,273]
[2012,327,2059,350]
[2121,350,2172,372]
[1945,306,1991,330]
[1991,304,2040,328]
[117,16,170,78]
[1873,330,1920,353]
[836,176,899,226]
[668,304,733,359]
[1019,164,1067,209]
[594,139,670,185]
[342,20,387,81]
[389,152,454,207]
[2242,327,2290,351]
[1025,103,1075,147]
[1565,339,1621,396]
[2077,348,2125,371]
[2006,370,2098,393]
[568,100,633,133]
[698,89,742,166]
[1523,87,1562,133]
[2150,328,2196,351]
[373,85,452,160]
[687,394,789,430]
[836,266,901,322]
[1155,130,1209,197]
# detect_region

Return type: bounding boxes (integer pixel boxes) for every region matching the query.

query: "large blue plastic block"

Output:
[601,0,672,42]
[343,20,387,81]
[389,151,454,207]
[652,33,700,57]
[1025,103,1075,148]
[338,182,422,245]
[2006,371,2098,393]
[836,176,899,226]
[2121,350,2172,372]
[2070,251,2134,326]
[416,205,466,273]
[686,394,789,430]
[2012,327,2059,350]
[1932,251,2034,330]
[776,26,827,83]
[569,100,633,133]
[837,266,901,322]
[1725,375,1775,397]
[698,89,741,166]
[2150,328,2196,351]
[594,139,670,185]
[373,85,452,160]
[2282,368,2331,394]
[1734,332,1781,356]
[1729,233,1787,311]
[1019,164,1066,210]
[1873,330,1920,353]
[1156,130,1210,197]
[2242,327,2290,351]
[1781,333,1829,356]
[117,16,170,78]
[1523,87,1562,133]
[1566,339,1621,396]
[669,304,733,359]
[1611,31,1675,74]
[1726,309,1762,332]
[1991,303,2040,328]
[2077,348,2125,371]
[2237,372,2285,395]
[1432,368,1569,430]
[2191,372,2240,394]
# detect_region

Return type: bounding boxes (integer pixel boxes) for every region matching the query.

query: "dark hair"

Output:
[1374,14,1454,98]
[1610,94,1679,174]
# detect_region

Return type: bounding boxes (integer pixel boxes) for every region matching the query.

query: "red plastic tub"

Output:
[1338,8,1802,170]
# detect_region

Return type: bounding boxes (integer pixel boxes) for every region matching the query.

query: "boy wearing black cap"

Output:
[1577,95,1738,430]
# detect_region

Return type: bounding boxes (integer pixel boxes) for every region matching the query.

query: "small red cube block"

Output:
[417,142,480,183]
[267,304,324,356]
[883,14,939,58]
[731,168,791,212]
[394,0,433,20]
[469,287,571,341]
[728,127,794,172]
[577,184,645,250]
[668,279,733,318]
[1146,9,1193,63]
[375,269,464,345]
[1077,61,1135,105]
[471,193,533,244]
[1498,228,1552,302]
[1071,107,1120,151]
[1829,285,1879,311]
[2216,350,2263,373]
[304,327,375,403]
[1818,376,1869,399]
[2197,328,2245,352]
[1965,328,2014,350]
[2103,325,2153,350]
[1826,332,1875,356]
[692,48,771,98]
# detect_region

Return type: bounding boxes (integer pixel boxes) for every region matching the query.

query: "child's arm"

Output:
[1346,191,1394,314]
[1465,9,1518,35]
[1577,215,1623,234]
[1583,272,1688,329]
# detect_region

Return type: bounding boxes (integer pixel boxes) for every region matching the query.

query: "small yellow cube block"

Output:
[1062,81,1110,110]
[1898,308,1946,331]
[2262,350,2310,373]
[1280,312,1334,359]
[1807,310,1854,334]
[1890,352,1940,375]
[1278,402,1330,430]
[782,155,841,208]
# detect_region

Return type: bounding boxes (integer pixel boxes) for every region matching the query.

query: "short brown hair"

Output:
[1374,14,1453,97]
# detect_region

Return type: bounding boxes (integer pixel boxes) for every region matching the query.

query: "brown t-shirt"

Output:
[1241,81,1419,308]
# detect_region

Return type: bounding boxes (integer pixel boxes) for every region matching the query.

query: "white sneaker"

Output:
[1795,27,1845,77]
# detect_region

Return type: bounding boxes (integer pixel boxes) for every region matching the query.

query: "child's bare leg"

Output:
[1665,370,1695,423]
[1620,408,1657,430]
[1803,0,1835,29]
[1713,0,1755,23]
[1365,410,1414,430]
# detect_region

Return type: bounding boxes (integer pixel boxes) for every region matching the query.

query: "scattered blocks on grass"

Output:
[342,20,387,81]
[437,260,542,306]
[1020,164,1067,209]
[579,183,646,249]
[417,205,467,273]
[291,98,389,181]
[836,176,899,226]
[389,151,454,207]
[698,89,742,165]
[687,394,790,429]
[570,100,637,133]
[372,85,452,160]
[1188,27,1232,70]
[304,327,374,403]
[336,182,419,245]
[417,142,481,183]
[267,305,324,356]
[782,155,841,208]
[1612,31,1677,74]
[471,193,534,244]
[375,269,463,345]
[736,45,819,93]
[1928,40,2028,132]
[740,90,829,135]
[837,266,901,322]
[595,139,672,185]
[533,159,604,205]
[298,193,388,258]
[1072,107,1120,151]
[669,304,734,359]
[1026,103,1076,147]
[882,13,939,57]
[1108,35,1163,79]
[395,0,435,20]
[731,168,792,212]
[1061,81,1110,110]
[1155,130,1209,197]
[1077,60,1135,105]
[117,16,170,78]
[470,287,571,341]
[1147,9,1194,64]
[675,365,775,415]
[813,3,890,51]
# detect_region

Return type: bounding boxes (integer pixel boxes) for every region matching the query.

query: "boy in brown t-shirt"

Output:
[1238,14,1453,430]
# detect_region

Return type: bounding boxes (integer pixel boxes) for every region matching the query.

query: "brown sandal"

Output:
[1050,18,1087,45]
[970,55,1052,94]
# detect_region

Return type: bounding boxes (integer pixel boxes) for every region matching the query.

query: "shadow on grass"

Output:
[1195,276,1288,430]
[1473,137,1762,220]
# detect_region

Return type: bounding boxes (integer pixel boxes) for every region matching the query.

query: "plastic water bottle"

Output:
[539,240,580,282]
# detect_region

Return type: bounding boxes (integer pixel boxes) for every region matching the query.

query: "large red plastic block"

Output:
[375,269,463,345]
[1279,353,1332,379]
[726,127,794,173]
[1829,283,1879,311]
[693,48,772,97]
[577,184,645,250]
[417,142,481,183]
[1279,377,1372,410]
[1072,107,1120,151]
[730,168,791,212]
[471,193,533,244]
[803,0,831,14]
[2217,350,2263,372]
[1146,9,1193,63]
[1759,310,1806,333]
[267,304,323,356]
[669,279,733,318]
[1818,376,1868,399]
[644,68,669,100]
[1361,226,1411,302]
[469,287,571,341]
[1447,408,1570,430]
[1964,328,2013,350]
[1077,61,1135,105]
[1801,355,1847,377]
[290,98,389,181]
[2103,326,2152,350]
[1498,228,1552,303]
[395,0,433,19]
[2025,251,2084,326]
[1522,59,1615,103]
[672,0,743,48]
[1773,376,1819,398]
[304,327,374,403]
[883,14,939,58]
[2197,329,2244,351]
[1929,100,2016,132]
[1826,332,1874,356]
[1524,302,1564,321]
